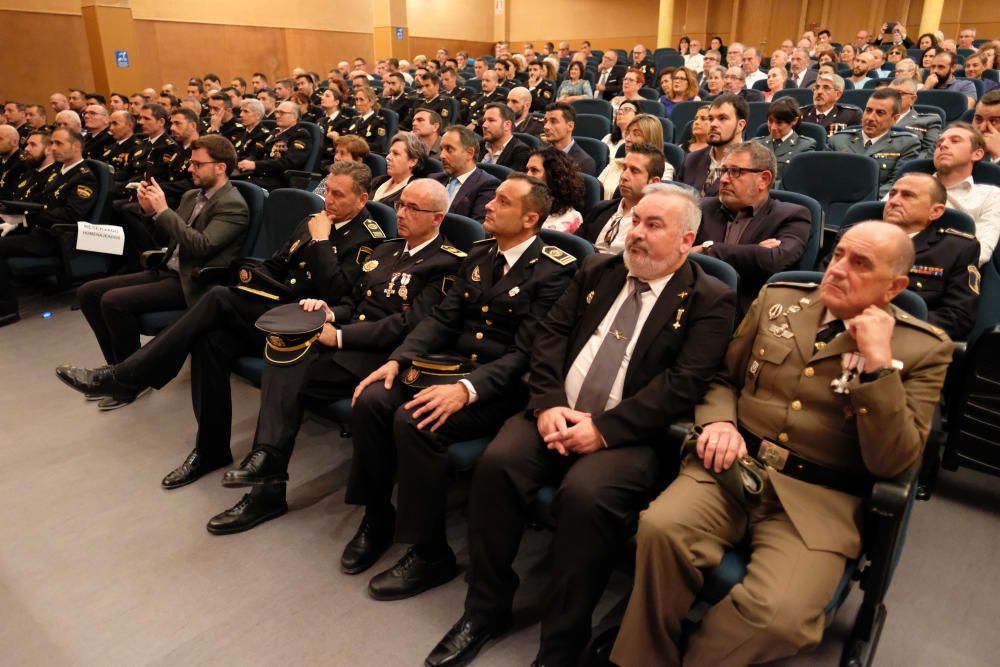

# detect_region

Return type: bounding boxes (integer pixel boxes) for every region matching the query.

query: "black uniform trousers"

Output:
[116,285,268,463]
[78,269,186,364]
[464,413,661,665]
[0,228,59,316]
[252,347,363,470]
[347,380,527,546]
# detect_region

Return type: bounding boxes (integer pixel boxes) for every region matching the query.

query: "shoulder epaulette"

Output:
[894,307,949,340]
[942,227,976,240]
[541,245,576,265]
[766,281,819,289]
[362,218,386,239]
[835,127,861,134]
[440,244,467,258]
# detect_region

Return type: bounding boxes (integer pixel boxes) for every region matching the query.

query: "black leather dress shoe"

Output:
[221,450,289,487]
[0,313,20,327]
[368,546,457,601]
[206,491,287,535]
[425,613,511,667]
[55,364,138,400]
[341,508,396,575]
[161,448,233,490]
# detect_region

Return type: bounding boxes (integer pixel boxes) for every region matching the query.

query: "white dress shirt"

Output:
[565,272,673,411]
[595,200,634,255]
[938,174,1000,265]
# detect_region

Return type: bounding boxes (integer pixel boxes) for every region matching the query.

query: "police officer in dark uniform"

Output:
[407,71,456,129]
[344,88,390,153]
[55,162,387,494]
[82,106,115,160]
[115,103,179,201]
[4,130,58,207]
[209,179,467,533]
[206,93,244,147]
[0,125,24,201]
[629,44,658,86]
[441,67,473,121]
[0,127,97,324]
[801,72,863,137]
[466,71,506,131]
[342,174,578,601]
[102,111,141,198]
[379,72,415,128]
[828,88,921,196]
[526,61,555,114]
[238,100,313,190]
[233,98,272,162]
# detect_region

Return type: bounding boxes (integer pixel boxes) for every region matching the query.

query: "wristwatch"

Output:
[859,359,903,383]
[701,240,715,256]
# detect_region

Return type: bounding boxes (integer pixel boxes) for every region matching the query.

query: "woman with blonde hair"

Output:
[894,58,922,82]
[597,113,674,198]
[660,68,700,117]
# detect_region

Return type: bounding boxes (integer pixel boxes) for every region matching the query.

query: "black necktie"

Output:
[814,319,845,351]
[492,252,505,283]
[773,138,782,148]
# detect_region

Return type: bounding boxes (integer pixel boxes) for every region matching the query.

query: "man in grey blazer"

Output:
[77,134,249,409]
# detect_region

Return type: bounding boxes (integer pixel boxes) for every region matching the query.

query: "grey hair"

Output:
[240,98,265,118]
[817,72,846,92]
[390,131,428,168]
[723,141,778,183]
[890,77,918,93]
[55,109,81,129]
[641,182,702,233]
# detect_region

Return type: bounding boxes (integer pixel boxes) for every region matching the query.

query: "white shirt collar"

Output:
[626,271,672,297]
[61,158,84,174]
[862,129,888,145]
[496,234,536,271]
[405,235,437,256]
[452,165,476,184]
[780,128,795,142]
[934,172,975,191]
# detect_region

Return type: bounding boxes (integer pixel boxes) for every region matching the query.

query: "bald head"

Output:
[397,178,447,245]
[0,125,20,155]
[844,221,915,276]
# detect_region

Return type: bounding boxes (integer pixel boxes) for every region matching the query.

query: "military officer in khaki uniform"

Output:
[829,88,921,196]
[752,97,817,185]
[611,222,953,667]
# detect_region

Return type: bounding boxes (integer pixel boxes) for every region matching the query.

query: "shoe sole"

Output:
[368,567,458,601]
[340,541,393,575]
[98,387,152,411]
[84,393,106,401]
[221,473,290,488]
[206,505,288,535]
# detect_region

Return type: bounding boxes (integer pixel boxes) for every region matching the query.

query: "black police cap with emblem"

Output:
[235,263,297,303]
[401,354,479,389]
[254,303,326,365]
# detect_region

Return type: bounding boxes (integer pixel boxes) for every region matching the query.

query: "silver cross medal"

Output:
[831,352,863,395]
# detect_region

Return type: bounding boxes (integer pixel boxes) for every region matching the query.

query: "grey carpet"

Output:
[1,291,998,666]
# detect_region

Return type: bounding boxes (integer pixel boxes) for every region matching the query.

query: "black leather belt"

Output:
[739,426,873,497]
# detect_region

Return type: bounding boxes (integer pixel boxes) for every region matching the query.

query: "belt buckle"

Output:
[758,440,789,471]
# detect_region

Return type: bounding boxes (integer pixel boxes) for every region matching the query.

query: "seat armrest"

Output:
[140,249,168,270]
[285,170,324,191]
[191,264,232,284]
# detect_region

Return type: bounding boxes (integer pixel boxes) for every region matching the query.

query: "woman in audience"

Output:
[916,32,939,50]
[290,92,320,123]
[702,65,726,100]
[979,43,999,70]
[895,58,922,82]
[921,47,939,69]
[678,36,691,56]
[369,132,427,208]
[817,51,837,70]
[318,87,354,166]
[596,114,673,199]
[839,44,857,69]
[524,146,586,233]
[556,61,593,102]
[763,67,788,102]
[343,87,389,153]
[602,100,638,157]
[610,68,647,111]
[657,68,677,100]
[887,45,908,64]
[313,135,370,197]
[661,68,700,117]
[710,36,727,62]
[683,105,710,153]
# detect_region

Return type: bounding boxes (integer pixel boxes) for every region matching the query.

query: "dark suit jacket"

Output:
[154,181,250,305]
[369,174,413,209]
[493,136,531,172]
[514,115,545,137]
[576,198,621,245]
[431,168,500,222]
[679,146,719,196]
[697,195,811,311]
[528,253,737,448]
[566,141,597,176]
[597,65,628,100]
[789,69,817,88]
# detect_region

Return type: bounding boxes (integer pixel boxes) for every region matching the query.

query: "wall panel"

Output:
[407,0,493,43]
[408,37,496,60]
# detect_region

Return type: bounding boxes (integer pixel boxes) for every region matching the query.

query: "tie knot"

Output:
[630,278,651,295]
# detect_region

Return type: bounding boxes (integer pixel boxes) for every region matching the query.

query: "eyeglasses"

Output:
[189,160,221,169]
[273,110,294,116]
[718,166,766,179]
[394,200,441,214]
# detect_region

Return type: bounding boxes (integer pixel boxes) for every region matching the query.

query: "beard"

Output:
[623,241,675,280]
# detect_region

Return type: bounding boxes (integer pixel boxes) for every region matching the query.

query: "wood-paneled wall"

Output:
[408,38,496,62]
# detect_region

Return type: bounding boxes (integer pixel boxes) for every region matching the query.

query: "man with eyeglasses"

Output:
[692,141,811,311]
[889,78,942,159]
[680,93,748,196]
[696,50,722,88]
[81,105,114,159]
[723,66,764,103]
[207,179,466,533]
[629,44,657,85]
[801,73,862,136]
[595,51,627,101]
[72,135,249,409]
[238,100,313,191]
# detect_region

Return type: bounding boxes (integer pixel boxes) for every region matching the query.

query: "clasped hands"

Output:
[536,406,604,456]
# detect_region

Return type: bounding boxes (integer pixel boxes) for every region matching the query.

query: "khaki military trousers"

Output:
[611,466,847,667]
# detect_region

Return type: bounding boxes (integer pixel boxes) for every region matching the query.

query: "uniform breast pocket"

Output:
[745,335,794,401]
[911,274,943,299]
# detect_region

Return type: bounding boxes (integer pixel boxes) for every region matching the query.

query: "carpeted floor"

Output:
[1,291,998,666]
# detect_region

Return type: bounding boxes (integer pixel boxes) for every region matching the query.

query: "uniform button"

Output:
[481,305,489,313]
[758,347,766,357]
[359,314,366,321]
[791,400,802,411]
[464,292,470,298]
[858,407,869,415]
[366,290,372,296]
[778,432,789,443]
[475,332,484,340]
[299,262,306,268]
[290,278,296,285]
[804,367,815,377]
[470,354,478,361]
[916,282,923,289]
